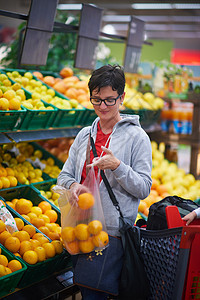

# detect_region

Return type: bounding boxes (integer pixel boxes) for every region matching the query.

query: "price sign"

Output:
[124,16,145,73]
[74,4,103,70]
[20,0,58,65]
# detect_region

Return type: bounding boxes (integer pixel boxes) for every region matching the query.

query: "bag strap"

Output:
[90,134,123,218]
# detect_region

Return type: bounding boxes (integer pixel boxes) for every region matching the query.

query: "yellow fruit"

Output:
[0,231,12,245]
[5,267,12,275]
[38,201,51,213]
[1,177,10,188]
[3,89,16,100]
[15,198,33,214]
[88,220,103,235]
[74,224,89,241]
[0,254,8,267]
[61,227,76,243]
[9,98,21,110]
[14,218,24,231]
[51,240,63,254]
[44,210,57,223]
[8,259,22,272]
[0,220,6,233]
[34,246,46,262]
[23,225,36,238]
[42,242,56,258]
[0,265,7,277]
[6,168,15,176]
[15,230,30,242]
[23,250,38,264]
[79,237,94,253]
[31,206,42,216]
[4,237,21,253]
[30,239,41,249]
[78,193,95,210]
[92,231,109,248]
[7,176,18,187]
[19,240,32,256]
[0,98,9,110]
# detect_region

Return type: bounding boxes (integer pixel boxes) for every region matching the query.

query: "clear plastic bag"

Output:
[53,167,109,255]
[0,201,18,234]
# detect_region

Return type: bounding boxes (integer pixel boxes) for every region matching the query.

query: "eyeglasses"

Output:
[90,94,122,106]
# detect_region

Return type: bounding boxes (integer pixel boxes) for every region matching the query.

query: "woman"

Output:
[57,64,152,299]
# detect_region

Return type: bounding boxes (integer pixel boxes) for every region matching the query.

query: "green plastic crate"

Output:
[0,185,61,225]
[0,245,27,298]
[82,108,97,126]
[120,108,161,127]
[31,142,64,169]
[0,200,70,288]
[0,107,27,132]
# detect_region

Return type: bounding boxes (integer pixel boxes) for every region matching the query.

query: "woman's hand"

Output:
[69,182,89,205]
[182,211,197,226]
[88,146,120,171]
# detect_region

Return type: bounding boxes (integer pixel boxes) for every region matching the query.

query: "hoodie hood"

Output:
[90,113,141,137]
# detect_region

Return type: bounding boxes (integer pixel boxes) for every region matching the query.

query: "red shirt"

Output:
[81,122,111,183]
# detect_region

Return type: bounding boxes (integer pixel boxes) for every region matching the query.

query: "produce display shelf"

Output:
[0,197,71,288]
[120,108,161,126]
[0,245,27,298]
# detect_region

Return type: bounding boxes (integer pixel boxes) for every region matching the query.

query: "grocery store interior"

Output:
[0,0,200,299]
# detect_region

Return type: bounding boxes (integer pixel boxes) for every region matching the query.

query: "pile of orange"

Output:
[0,166,18,189]
[61,220,109,255]
[138,179,170,217]
[6,198,62,242]
[0,217,63,265]
[0,247,23,277]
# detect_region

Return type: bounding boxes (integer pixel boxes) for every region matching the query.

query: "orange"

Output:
[65,240,80,255]
[0,248,1,255]
[19,240,32,256]
[4,236,20,253]
[36,236,49,245]
[5,267,12,275]
[74,224,89,241]
[7,176,18,187]
[150,189,159,197]
[51,240,63,254]
[39,214,50,223]
[15,198,33,214]
[48,231,60,240]
[151,178,160,190]
[23,250,38,264]
[143,195,155,208]
[31,206,42,216]
[0,220,6,233]
[42,242,56,258]
[15,230,30,242]
[31,217,45,228]
[13,252,22,258]
[30,239,41,249]
[44,210,57,223]
[61,227,76,243]
[79,237,94,253]
[156,184,168,196]
[27,212,37,221]
[0,180,3,189]
[143,207,149,217]
[138,200,148,213]
[14,218,24,231]
[0,167,7,177]
[6,201,15,209]
[38,226,50,236]
[53,81,67,94]
[0,231,11,245]
[88,220,102,235]
[92,231,109,248]
[38,201,51,213]
[1,177,10,188]
[0,254,8,267]
[33,71,43,80]
[78,193,95,210]
[32,233,44,240]
[8,259,22,272]
[34,246,46,262]
[21,214,31,222]
[0,265,7,277]
[43,76,55,87]
[6,168,15,176]
[60,67,73,78]
[12,198,19,206]
[23,225,36,238]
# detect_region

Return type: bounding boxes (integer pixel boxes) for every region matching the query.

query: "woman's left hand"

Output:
[88,146,120,171]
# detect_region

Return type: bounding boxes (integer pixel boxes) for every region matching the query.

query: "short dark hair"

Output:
[88,64,125,96]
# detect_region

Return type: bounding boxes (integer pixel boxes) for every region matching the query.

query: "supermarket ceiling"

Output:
[57,0,200,42]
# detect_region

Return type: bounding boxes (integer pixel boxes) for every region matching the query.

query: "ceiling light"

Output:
[132,3,172,9]
[57,4,82,10]
[102,24,117,35]
[174,4,200,9]
[103,15,131,22]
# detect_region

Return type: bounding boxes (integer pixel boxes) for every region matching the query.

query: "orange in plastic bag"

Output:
[53,167,109,255]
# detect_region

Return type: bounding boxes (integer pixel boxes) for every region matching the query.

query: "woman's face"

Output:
[91,86,125,123]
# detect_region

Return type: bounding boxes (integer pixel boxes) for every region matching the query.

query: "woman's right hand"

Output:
[182,211,197,226]
[69,182,89,205]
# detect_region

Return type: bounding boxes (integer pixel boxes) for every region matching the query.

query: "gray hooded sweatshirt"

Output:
[57,114,152,236]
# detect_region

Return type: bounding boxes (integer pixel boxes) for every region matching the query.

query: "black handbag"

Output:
[146,195,200,230]
[90,135,151,300]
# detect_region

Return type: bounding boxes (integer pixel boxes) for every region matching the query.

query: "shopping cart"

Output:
[140,205,200,300]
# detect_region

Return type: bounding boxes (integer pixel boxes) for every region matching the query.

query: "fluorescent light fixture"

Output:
[132,3,172,9]
[131,3,200,9]
[57,4,82,10]
[103,15,131,22]
[102,24,117,35]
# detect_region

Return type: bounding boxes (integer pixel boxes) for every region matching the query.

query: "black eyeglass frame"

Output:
[90,94,123,106]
